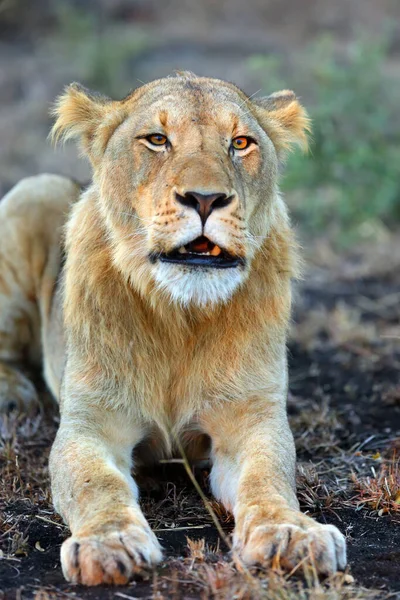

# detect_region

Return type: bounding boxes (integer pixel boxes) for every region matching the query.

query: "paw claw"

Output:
[72,542,80,569]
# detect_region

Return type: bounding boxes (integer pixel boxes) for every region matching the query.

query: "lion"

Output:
[0,72,346,585]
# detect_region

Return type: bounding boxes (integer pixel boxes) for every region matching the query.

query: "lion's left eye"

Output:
[147,134,168,146]
[231,136,251,151]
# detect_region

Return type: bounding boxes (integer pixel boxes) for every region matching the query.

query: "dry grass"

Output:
[2,406,396,598]
[290,398,344,456]
[153,555,386,600]
[0,415,396,599]
[351,454,400,516]
[29,574,388,600]
[290,301,400,365]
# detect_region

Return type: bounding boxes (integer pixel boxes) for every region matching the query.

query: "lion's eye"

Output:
[231,136,251,151]
[147,134,168,146]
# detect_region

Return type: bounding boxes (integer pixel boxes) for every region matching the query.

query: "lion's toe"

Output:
[61,525,162,586]
[236,522,346,575]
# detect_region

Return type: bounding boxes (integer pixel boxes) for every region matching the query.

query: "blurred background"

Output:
[0,0,399,248]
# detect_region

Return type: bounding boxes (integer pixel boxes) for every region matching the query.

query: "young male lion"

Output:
[0,72,346,585]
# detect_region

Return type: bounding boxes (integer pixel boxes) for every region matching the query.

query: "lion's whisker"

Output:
[237,89,261,110]
[120,212,153,225]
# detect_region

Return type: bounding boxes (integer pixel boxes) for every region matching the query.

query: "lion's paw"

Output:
[235,522,346,575]
[61,524,163,585]
[0,364,39,413]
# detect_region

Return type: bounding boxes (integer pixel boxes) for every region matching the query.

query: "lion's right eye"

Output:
[146,134,168,146]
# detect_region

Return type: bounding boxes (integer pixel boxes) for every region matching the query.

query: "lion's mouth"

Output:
[154,236,243,269]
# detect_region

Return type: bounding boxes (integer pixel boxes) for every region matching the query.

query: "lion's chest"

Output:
[122,330,237,427]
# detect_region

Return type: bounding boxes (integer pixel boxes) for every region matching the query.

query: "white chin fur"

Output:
[152,262,245,307]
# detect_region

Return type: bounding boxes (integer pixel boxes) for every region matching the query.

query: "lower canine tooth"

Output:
[210,245,222,256]
[178,246,187,254]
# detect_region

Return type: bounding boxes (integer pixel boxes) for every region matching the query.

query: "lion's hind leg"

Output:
[0,174,79,413]
[0,222,41,413]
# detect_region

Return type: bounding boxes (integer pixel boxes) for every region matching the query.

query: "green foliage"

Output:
[51,1,148,97]
[251,36,400,243]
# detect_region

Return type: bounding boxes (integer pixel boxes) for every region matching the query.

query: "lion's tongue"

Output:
[186,236,222,256]
[190,238,210,253]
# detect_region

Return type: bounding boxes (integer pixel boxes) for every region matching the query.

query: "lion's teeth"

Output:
[178,246,219,257]
[210,245,222,256]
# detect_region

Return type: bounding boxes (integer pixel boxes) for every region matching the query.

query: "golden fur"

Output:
[0,72,346,585]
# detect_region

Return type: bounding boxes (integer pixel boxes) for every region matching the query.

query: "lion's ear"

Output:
[50,83,122,163]
[252,90,311,156]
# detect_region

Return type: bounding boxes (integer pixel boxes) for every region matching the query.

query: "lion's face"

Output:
[53,73,309,306]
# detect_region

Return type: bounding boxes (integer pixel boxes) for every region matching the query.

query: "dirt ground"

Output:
[1,240,400,599]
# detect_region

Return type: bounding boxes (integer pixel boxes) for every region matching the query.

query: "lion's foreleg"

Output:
[50,403,162,585]
[203,399,346,574]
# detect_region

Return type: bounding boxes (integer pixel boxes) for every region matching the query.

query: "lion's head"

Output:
[52,72,309,307]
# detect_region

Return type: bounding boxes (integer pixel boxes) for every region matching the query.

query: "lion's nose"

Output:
[176,191,233,225]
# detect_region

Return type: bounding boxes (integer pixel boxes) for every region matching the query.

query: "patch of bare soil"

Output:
[1,250,399,599]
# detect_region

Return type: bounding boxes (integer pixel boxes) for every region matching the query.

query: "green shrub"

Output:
[52,1,148,97]
[251,36,400,243]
